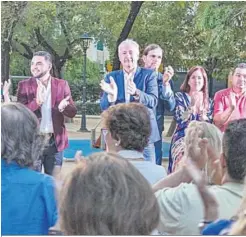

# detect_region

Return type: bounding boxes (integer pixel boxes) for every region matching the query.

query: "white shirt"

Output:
[123,70,135,103]
[155,182,244,235]
[38,79,54,133]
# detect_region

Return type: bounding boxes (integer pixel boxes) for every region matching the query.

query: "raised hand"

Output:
[229,92,236,110]
[36,80,46,105]
[190,92,203,114]
[185,127,208,169]
[58,96,70,112]
[2,79,11,102]
[206,144,223,185]
[127,77,137,95]
[3,79,11,95]
[74,150,85,163]
[163,65,174,84]
[100,76,118,102]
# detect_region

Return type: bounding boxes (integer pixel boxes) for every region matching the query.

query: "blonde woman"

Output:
[175,120,223,185]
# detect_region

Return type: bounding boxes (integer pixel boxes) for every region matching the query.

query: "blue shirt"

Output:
[202,219,234,235]
[1,159,58,235]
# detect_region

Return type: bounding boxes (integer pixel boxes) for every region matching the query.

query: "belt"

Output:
[40,133,54,138]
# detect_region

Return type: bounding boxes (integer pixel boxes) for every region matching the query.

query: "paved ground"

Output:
[60,115,173,179]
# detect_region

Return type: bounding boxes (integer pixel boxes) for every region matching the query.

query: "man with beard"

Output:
[214,63,246,132]
[142,44,175,165]
[17,51,77,176]
[100,39,159,162]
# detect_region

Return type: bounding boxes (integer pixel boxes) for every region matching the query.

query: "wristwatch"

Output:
[198,220,213,231]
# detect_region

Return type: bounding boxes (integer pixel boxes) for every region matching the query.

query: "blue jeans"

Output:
[154,139,162,165]
[143,142,156,163]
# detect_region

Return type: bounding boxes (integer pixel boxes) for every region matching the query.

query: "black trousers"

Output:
[34,135,58,175]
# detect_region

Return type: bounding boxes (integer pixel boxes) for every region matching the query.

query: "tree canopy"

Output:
[2,1,245,86]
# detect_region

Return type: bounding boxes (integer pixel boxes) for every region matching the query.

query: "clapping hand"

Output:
[229,92,236,110]
[100,76,118,102]
[190,92,203,114]
[163,66,174,84]
[2,79,11,96]
[127,77,137,95]
[185,127,208,169]
[2,79,11,102]
[58,96,70,112]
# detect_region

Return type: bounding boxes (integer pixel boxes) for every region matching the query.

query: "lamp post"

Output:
[78,33,93,132]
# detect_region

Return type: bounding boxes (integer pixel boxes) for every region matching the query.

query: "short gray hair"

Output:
[118,39,140,54]
[1,103,46,167]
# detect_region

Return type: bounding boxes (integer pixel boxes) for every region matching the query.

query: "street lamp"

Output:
[78,33,93,132]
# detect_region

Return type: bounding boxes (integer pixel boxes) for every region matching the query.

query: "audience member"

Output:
[153,119,246,235]
[59,152,160,235]
[1,103,58,235]
[168,66,213,173]
[176,121,223,183]
[100,102,167,184]
[214,63,246,132]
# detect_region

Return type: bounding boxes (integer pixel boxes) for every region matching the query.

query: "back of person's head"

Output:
[59,152,160,235]
[223,119,246,181]
[1,102,45,167]
[102,103,151,152]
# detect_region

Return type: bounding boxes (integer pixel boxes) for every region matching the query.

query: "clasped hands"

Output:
[100,76,137,102]
[190,92,208,120]
[36,80,70,112]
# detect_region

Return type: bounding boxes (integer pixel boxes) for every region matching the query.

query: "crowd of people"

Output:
[1,38,246,235]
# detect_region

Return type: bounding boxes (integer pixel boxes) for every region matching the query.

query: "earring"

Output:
[115,142,119,147]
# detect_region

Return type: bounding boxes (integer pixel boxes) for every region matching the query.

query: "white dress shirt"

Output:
[123,70,136,103]
[38,79,54,134]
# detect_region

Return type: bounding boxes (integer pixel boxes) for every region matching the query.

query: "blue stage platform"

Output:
[64,139,170,160]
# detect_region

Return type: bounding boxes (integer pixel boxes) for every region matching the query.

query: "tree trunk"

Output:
[1,41,10,81]
[51,64,62,78]
[204,57,218,98]
[1,1,28,82]
[112,1,144,70]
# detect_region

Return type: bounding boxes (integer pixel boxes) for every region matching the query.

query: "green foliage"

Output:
[75,101,101,115]
[64,55,102,102]
[10,52,30,76]
[64,55,101,84]
[7,1,246,87]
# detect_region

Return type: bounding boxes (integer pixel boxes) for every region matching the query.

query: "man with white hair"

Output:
[100,39,159,162]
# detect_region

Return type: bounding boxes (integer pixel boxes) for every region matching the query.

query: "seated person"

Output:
[101,102,167,184]
[1,102,58,235]
[59,152,160,235]
[153,119,245,235]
